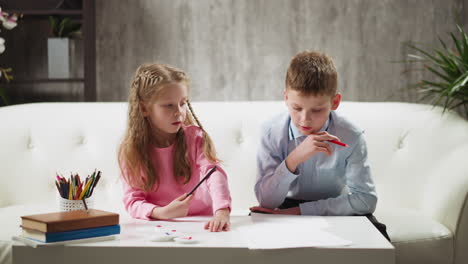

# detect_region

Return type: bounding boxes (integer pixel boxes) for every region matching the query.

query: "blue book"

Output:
[21,224,120,243]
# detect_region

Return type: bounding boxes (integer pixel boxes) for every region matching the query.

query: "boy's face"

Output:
[284,88,341,135]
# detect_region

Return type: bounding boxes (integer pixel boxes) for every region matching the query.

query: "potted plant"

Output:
[47,16,81,79]
[0,7,20,106]
[402,25,468,118]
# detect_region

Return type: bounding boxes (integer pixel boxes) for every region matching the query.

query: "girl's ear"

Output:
[331,93,342,110]
[140,102,150,117]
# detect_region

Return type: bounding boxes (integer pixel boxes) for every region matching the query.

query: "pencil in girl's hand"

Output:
[188,166,217,196]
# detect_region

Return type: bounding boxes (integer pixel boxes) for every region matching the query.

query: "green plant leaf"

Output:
[449,71,468,95]
[49,16,60,37]
[456,25,468,61]
[450,32,464,59]
[59,17,72,38]
[421,80,449,91]
[0,86,9,106]
[407,44,442,66]
[401,25,468,116]
[438,36,448,50]
[61,19,81,38]
[425,66,451,82]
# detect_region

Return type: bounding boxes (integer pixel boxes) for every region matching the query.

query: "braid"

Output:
[134,71,163,90]
[174,129,191,184]
[187,101,220,163]
[121,71,159,191]
[187,100,204,130]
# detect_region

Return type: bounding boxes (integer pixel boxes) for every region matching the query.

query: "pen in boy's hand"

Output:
[187,166,217,196]
[328,140,349,147]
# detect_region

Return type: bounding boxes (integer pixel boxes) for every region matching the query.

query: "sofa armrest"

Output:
[455,193,468,264]
[421,146,468,234]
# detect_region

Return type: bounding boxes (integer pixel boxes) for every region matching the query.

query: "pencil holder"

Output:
[59,196,94,211]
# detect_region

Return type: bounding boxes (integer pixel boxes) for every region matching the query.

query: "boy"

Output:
[250,51,389,240]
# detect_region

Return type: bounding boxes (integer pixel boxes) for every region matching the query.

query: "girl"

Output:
[118,63,231,232]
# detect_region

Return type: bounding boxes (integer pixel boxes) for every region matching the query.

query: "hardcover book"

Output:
[21,209,119,232]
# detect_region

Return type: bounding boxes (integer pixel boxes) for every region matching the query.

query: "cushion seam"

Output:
[392,234,453,244]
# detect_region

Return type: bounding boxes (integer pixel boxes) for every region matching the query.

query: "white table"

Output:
[12,215,394,264]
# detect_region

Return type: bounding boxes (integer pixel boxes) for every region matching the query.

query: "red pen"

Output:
[328,140,349,147]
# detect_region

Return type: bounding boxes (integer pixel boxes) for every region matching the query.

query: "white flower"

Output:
[0,37,5,54]
[0,11,7,23]
[0,11,18,30]
[3,19,17,30]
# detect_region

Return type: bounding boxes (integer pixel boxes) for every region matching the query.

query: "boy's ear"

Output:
[283,89,288,101]
[331,93,342,110]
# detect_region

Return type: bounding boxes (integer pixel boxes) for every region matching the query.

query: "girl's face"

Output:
[143,82,189,135]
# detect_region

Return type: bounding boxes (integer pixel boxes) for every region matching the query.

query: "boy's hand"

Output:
[286,131,340,172]
[205,208,230,232]
[249,206,274,214]
[151,193,193,219]
[249,206,301,215]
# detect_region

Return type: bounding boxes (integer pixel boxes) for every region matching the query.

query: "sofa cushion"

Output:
[376,208,453,264]
[0,202,56,264]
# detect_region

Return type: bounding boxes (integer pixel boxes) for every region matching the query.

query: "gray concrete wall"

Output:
[3,0,466,104]
[96,0,464,103]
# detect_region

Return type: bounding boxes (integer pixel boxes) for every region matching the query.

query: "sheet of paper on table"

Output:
[239,213,352,249]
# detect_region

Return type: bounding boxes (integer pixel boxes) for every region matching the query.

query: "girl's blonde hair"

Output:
[118,63,219,191]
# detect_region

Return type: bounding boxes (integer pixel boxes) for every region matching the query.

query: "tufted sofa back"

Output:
[0,101,467,234]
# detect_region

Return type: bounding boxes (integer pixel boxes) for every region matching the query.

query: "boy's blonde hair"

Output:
[118,63,219,191]
[286,51,337,96]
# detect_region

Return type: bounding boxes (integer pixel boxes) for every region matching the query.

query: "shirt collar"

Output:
[288,114,331,140]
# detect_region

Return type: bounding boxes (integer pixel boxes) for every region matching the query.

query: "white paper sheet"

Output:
[240,213,352,249]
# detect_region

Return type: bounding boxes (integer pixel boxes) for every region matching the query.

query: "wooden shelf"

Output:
[4,0,97,102]
[11,78,85,84]
[5,9,82,16]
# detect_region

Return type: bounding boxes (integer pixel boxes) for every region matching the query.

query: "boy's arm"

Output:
[299,134,377,216]
[255,126,299,209]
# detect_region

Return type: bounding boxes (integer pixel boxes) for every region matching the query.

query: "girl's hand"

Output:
[204,208,230,232]
[286,131,340,172]
[151,193,193,219]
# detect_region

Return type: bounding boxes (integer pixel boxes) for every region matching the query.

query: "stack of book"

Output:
[17,209,120,245]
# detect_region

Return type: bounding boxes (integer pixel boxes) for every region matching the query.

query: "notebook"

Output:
[12,234,117,248]
[21,224,120,243]
[21,209,119,232]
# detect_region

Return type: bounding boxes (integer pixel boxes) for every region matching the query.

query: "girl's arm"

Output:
[204,208,230,232]
[191,127,232,214]
[122,180,159,220]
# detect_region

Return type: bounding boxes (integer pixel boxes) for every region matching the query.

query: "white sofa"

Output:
[0,101,467,264]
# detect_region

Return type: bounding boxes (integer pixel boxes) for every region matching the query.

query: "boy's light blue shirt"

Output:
[255,111,377,216]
